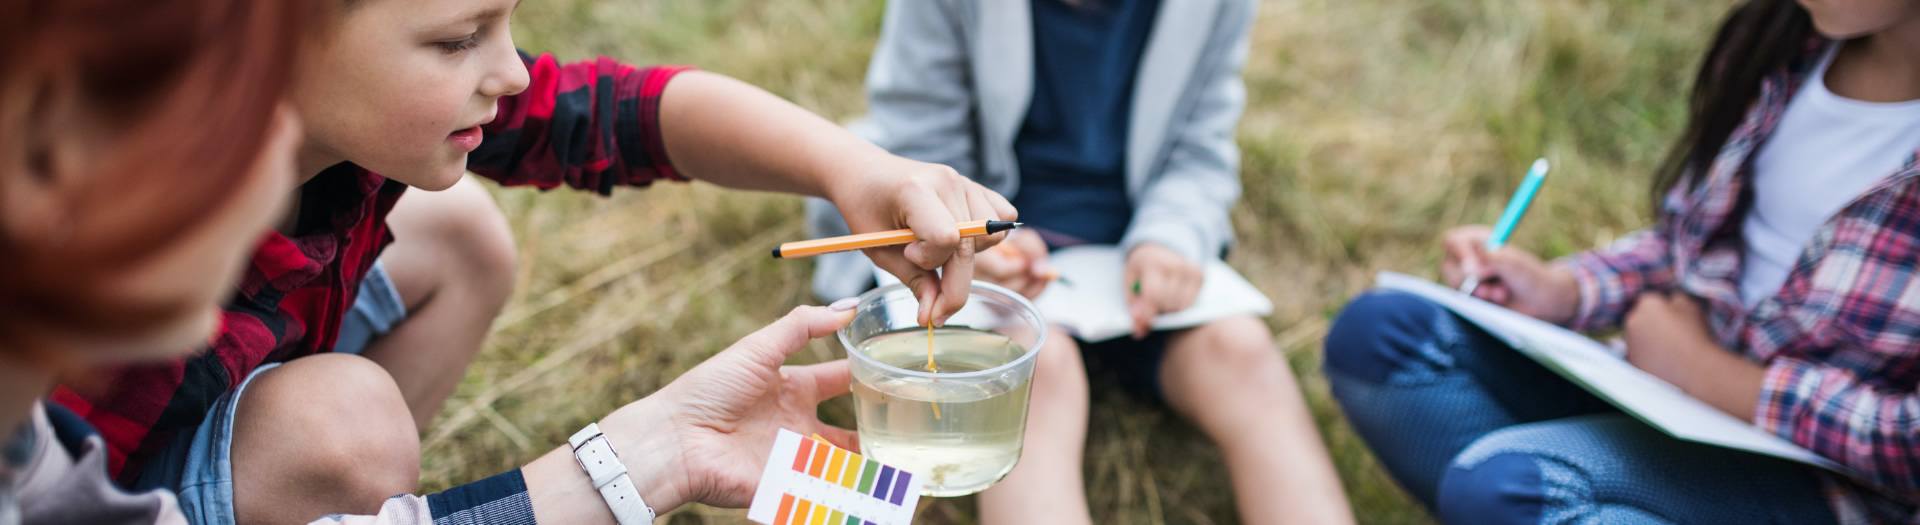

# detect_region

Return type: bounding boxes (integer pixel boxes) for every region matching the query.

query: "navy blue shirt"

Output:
[1011,0,1161,246]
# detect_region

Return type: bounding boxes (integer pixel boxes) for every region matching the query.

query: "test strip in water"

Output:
[747,429,925,525]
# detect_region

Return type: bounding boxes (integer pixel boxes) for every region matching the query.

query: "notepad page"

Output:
[869,246,1272,343]
[1374,272,1849,475]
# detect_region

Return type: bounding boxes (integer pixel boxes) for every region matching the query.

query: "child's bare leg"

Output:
[232,354,421,525]
[978,327,1094,525]
[1161,315,1354,525]
[361,175,516,429]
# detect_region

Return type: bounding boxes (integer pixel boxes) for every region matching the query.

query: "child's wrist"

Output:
[817,135,906,198]
[1546,265,1582,325]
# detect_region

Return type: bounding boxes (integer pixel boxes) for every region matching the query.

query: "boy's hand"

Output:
[828,156,1017,326]
[599,301,861,513]
[1440,225,1580,325]
[1124,243,1203,339]
[975,230,1053,300]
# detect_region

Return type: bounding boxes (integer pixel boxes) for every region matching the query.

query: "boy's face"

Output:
[292,0,529,190]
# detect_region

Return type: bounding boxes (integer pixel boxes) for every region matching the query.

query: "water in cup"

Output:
[852,327,1033,497]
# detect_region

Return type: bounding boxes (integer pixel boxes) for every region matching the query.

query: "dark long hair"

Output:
[1653,0,1814,209]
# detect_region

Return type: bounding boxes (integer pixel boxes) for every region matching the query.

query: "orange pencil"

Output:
[771,220,1022,259]
[991,238,1066,285]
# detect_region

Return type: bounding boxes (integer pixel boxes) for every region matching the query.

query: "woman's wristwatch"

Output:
[569,422,657,524]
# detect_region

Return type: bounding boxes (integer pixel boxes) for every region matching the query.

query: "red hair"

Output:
[0,0,326,354]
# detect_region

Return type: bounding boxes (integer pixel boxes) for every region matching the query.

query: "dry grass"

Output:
[422,0,1735,523]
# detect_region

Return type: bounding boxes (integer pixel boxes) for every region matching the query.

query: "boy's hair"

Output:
[0,0,326,355]
[1652,0,1813,210]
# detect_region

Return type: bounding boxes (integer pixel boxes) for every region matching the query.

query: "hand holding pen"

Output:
[1439,159,1582,325]
[815,158,1019,327]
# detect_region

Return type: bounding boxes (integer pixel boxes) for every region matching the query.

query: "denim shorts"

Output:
[1079,330,1175,405]
[133,262,408,525]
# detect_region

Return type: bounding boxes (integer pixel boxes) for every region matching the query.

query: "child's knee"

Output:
[437,178,517,295]
[1435,450,1549,525]
[237,354,421,501]
[1436,425,1608,525]
[1029,329,1088,399]
[391,177,517,302]
[1180,316,1282,377]
[1322,290,1453,385]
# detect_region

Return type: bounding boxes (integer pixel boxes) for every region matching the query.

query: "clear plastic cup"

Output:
[841,281,1046,497]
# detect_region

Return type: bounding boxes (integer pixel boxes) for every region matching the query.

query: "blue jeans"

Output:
[1323,290,1837,524]
[129,263,408,525]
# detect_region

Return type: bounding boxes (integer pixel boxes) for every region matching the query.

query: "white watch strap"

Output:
[570,423,656,525]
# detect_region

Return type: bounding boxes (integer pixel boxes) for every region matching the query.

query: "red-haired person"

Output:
[0,0,313,521]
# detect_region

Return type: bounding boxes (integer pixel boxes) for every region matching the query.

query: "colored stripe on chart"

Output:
[777,494,864,525]
[774,494,796,525]
[791,439,814,473]
[785,498,811,525]
[888,470,912,505]
[794,438,905,502]
[857,461,879,494]
[750,431,919,525]
[839,452,863,490]
[825,447,847,484]
[806,441,828,478]
[871,466,895,500]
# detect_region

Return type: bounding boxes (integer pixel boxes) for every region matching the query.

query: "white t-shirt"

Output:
[1740,45,1920,305]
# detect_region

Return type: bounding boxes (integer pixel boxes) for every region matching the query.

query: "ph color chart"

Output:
[747,429,923,525]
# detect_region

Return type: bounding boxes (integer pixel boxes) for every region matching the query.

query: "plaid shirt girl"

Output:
[1564,39,1920,523]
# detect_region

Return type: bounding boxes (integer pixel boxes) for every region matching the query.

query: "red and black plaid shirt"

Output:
[51,53,687,479]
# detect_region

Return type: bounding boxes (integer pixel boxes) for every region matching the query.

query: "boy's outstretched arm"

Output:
[656,71,1015,324]
[472,54,1009,325]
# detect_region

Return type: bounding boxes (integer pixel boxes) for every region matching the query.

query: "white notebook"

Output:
[1374,271,1849,475]
[871,246,1273,343]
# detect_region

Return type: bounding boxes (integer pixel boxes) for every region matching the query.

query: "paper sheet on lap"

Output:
[871,245,1272,343]
[1374,271,1849,475]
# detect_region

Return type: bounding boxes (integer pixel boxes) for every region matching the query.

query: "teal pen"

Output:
[1461,158,1550,295]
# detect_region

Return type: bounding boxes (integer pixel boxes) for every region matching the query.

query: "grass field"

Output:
[420,1,1736,522]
